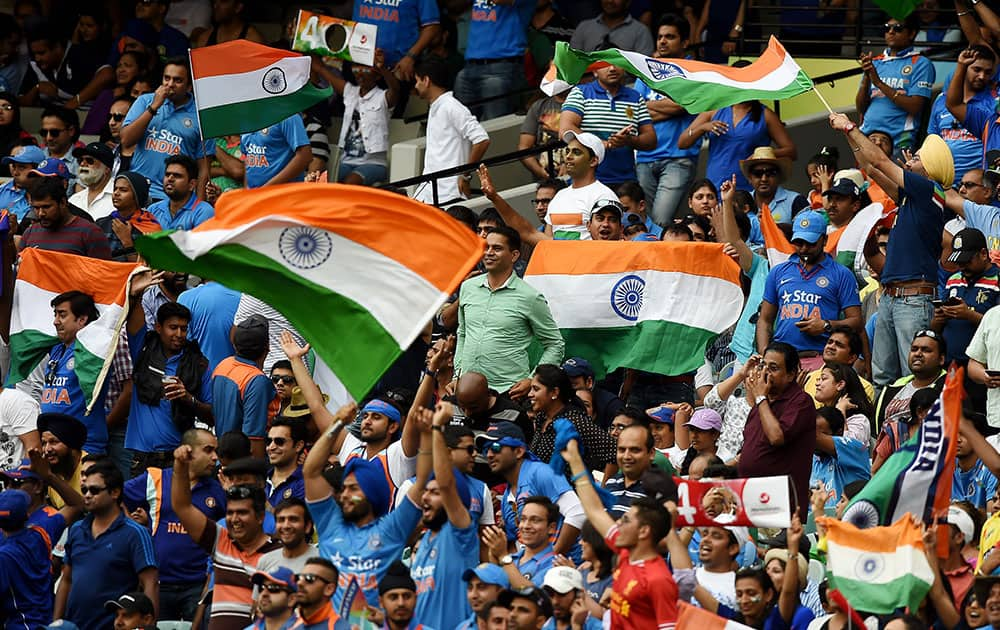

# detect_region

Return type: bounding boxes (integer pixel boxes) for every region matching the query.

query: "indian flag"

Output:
[134,183,483,400]
[759,203,883,274]
[523,241,743,377]
[819,514,935,614]
[190,40,333,138]
[552,36,814,113]
[9,249,137,412]
[678,602,753,630]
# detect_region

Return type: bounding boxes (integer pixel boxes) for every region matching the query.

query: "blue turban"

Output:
[343,457,392,518]
[361,399,402,425]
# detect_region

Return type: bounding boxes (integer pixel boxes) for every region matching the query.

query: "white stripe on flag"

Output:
[193,57,311,110]
[617,48,804,91]
[825,541,935,586]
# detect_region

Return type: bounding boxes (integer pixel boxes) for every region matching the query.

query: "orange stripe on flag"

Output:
[190,40,305,78]
[17,248,134,305]
[759,204,839,257]
[819,512,926,553]
[548,213,584,225]
[935,364,964,557]
[678,602,752,630]
[525,240,741,283]
[669,36,787,82]
[193,183,483,294]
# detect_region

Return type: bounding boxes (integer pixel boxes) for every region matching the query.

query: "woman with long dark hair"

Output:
[0,91,34,177]
[527,364,615,473]
[813,362,876,446]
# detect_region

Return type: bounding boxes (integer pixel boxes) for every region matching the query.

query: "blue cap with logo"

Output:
[791,210,828,244]
[30,158,71,180]
[0,489,30,528]
[252,566,298,592]
[463,562,511,588]
[1,458,41,482]
[475,421,527,451]
[1,145,45,166]
[647,407,675,425]
[562,357,594,378]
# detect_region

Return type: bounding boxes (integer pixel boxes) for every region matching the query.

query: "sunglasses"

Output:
[914,329,940,340]
[451,445,477,455]
[884,23,907,33]
[109,113,126,122]
[265,436,290,447]
[39,128,66,137]
[271,375,295,384]
[226,486,256,500]
[610,422,629,433]
[481,442,504,455]
[959,180,982,189]
[750,168,779,178]
[80,485,107,495]
[79,156,98,166]
[261,583,289,593]
[296,573,332,584]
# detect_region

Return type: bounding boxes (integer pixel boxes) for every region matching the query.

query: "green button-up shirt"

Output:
[455,271,565,392]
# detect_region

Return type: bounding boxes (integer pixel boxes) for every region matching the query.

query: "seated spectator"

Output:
[804,146,839,209]
[19,177,111,258]
[617,181,663,240]
[741,147,808,224]
[97,171,160,262]
[801,326,876,408]
[20,26,74,106]
[132,0,189,61]
[857,15,934,154]
[0,91,33,176]
[0,144,43,221]
[0,14,28,95]
[81,50,148,135]
[811,407,872,510]
[562,357,624,431]
[68,142,115,220]
[190,0,266,47]
[39,106,81,186]
[106,95,135,173]
[147,154,214,230]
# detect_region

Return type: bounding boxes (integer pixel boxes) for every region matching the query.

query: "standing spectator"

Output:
[570,0,655,55]
[456,226,564,397]
[829,113,952,386]
[38,106,81,186]
[172,445,280,630]
[479,422,586,555]
[0,371,39,469]
[543,133,616,241]
[333,394,418,495]
[190,0,266,47]
[20,177,111,258]
[857,15,935,154]
[947,47,1000,173]
[54,460,159,630]
[635,14,699,225]
[932,45,994,181]
[232,115,311,188]
[410,402,480,629]
[178,279,240,371]
[125,288,212,474]
[741,148,809,224]
[412,58,490,205]
[123,429,224,621]
[352,0,440,81]
[147,154,215,230]
[120,57,208,201]
[39,291,110,454]
[264,418,305,508]
[141,270,188,331]
[292,557,351,629]
[99,171,161,262]
[132,0,189,60]
[68,142,115,220]
[756,209,862,371]
[968,305,1000,428]
[562,438,679,629]
[108,96,135,173]
[0,144,44,221]
[560,63,655,187]
[739,344,817,518]
[454,0,534,121]
[0,489,54,627]
[256,497,317,576]
[518,85,570,180]
[212,315,275,459]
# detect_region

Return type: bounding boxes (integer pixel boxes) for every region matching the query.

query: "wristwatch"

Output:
[500,554,514,567]
[755,395,767,406]
[823,319,833,334]
[842,121,856,133]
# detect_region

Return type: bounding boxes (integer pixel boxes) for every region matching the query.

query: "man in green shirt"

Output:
[456,225,565,399]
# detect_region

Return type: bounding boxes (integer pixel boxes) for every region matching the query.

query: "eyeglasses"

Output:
[296,573,332,584]
[39,128,66,137]
[261,583,289,593]
[884,23,906,33]
[109,113,126,122]
[80,485,107,495]
[480,442,504,455]
[451,445,477,455]
[265,436,289,447]
[0,104,13,112]
[959,180,982,189]
[270,375,295,384]
[610,422,629,433]
[531,198,554,205]
[226,486,256,500]
[750,168,779,178]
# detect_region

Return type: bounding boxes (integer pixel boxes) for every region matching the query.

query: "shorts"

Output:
[337,161,387,185]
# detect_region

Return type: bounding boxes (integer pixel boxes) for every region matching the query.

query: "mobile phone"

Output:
[931,299,943,308]
[945,296,963,306]
[986,370,1000,378]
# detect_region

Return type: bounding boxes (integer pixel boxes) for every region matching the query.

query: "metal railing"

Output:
[384,139,564,206]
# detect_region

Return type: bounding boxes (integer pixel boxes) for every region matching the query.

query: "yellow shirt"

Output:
[48,457,82,510]
[802,368,876,408]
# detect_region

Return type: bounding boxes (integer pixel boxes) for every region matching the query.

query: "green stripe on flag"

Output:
[8,328,58,385]
[562,321,719,378]
[197,83,333,138]
[829,572,931,613]
[73,341,108,405]
[136,233,400,399]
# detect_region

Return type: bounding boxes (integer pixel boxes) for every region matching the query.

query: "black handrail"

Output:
[403,85,542,124]
[384,139,565,206]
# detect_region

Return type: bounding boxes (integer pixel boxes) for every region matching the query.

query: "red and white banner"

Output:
[673,476,791,528]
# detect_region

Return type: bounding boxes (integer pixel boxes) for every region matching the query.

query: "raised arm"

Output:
[29,447,84,523]
[561,438,614,537]
[479,164,548,246]
[829,112,902,199]
[430,402,471,528]
[714,175,753,271]
[127,270,164,335]
[778,515,803,623]
[279,330,337,430]
[744,366,786,446]
[171,444,209,544]
[303,410,353,501]
[946,50,976,124]
[404,406,434,505]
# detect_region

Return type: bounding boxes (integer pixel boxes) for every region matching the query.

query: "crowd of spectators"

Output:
[6,1,1000,630]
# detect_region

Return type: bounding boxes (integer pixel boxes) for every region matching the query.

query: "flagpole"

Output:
[812,87,835,114]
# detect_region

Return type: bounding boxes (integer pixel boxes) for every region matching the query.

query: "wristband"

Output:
[842,122,856,133]
[432,425,445,433]
[422,367,437,378]
[733,24,743,32]
[958,10,971,15]
[570,471,588,484]
[145,105,158,116]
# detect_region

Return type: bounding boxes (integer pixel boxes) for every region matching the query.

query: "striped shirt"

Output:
[562,81,652,184]
[21,215,112,259]
[197,522,280,630]
[604,473,647,518]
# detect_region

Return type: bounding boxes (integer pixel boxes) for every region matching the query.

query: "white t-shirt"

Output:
[658,445,686,471]
[338,432,416,491]
[967,306,1000,427]
[68,177,115,220]
[694,567,737,611]
[544,180,618,240]
[414,92,489,205]
[0,388,39,469]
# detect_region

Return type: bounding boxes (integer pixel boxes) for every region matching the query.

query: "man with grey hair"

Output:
[68,142,115,220]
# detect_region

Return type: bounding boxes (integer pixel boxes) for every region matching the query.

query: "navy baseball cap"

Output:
[475,421,527,451]
[1,458,41,482]
[562,357,595,378]
[29,158,71,180]
[0,489,30,528]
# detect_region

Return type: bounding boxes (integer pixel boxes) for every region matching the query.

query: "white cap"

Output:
[542,566,584,594]
[562,130,605,165]
[948,505,975,543]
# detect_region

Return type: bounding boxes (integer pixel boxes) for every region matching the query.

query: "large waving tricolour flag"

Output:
[552,36,814,113]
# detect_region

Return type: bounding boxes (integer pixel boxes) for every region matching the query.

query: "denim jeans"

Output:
[454,60,519,121]
[872,293,934,387]
[159,581,205,620]
[106,428,130,480]
[636,157,696,225]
